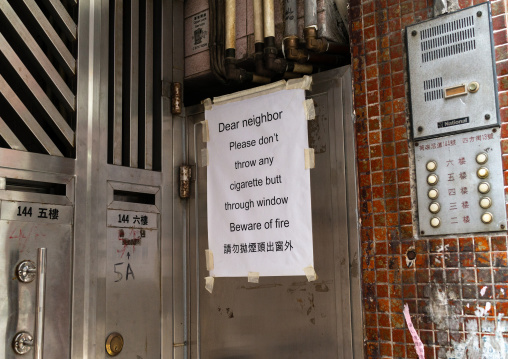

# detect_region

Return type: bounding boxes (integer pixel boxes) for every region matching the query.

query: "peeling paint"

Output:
[474,302,491,317]
[481,286,488,296]
[436,244,450,252]
[427,286,452,330]
[446,315,508,359]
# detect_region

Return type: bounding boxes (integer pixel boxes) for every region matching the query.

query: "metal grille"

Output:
[0,0,78,157]
[420,15,476,63]
[108,0,161,170]
[423,77,443,102]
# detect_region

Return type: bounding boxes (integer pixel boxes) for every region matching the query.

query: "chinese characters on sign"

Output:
[223,240,293,254]
[187,10,209,56]
[0,201,73,224]
[16,205,60,220]
[417,133,494,152]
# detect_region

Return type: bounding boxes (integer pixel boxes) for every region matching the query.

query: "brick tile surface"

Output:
[349,0,508,356]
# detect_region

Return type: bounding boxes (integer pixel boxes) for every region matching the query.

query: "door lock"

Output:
[12,332,33,355]
[106,332,124,356]
[16,260,36,283]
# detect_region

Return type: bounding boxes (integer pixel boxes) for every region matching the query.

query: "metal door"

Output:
[186,67,364,358]
[0,169,74,358]
[0,0,183,357]
[104,181,161,358]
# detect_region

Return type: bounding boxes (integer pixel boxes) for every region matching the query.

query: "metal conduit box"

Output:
[406,3,499,140]
[415,128,507,236]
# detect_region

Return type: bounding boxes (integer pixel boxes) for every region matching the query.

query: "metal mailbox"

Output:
[105,182,161,358]
[0,171,73,359]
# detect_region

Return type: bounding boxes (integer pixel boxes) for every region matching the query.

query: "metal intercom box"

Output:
[407,3,499,140]
[415,129,507,236]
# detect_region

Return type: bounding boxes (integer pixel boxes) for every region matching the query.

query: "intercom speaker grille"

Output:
[423,77,443,102]
[420,15,476,63]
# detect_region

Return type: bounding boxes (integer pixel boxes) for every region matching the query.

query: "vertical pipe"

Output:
[253,0,264,44]
[304,0,318,28]
[263,0,275,38]
[284,0,298,37]
[225,0,236,50]
[34,248,47,359]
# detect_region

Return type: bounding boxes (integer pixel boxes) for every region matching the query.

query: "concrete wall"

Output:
[349,0,508,357]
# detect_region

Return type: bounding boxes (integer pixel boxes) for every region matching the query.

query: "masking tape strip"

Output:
[213,80,286,106]
[201,120,210,142]
[248,272,260,283]
[205,277,214,293]
[304,148,315,169]
[202,98,213,111]
[286,75,312,90]
[205,249,214,271]
[303,99,316,121]
[403,304,425,359]
[201,148,209,167]
[303,266,317,282]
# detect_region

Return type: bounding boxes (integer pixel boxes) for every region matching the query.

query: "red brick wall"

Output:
[349,0,508,357]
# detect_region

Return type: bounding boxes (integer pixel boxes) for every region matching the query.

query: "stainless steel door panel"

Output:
[106,221,160,358]
[0,218,72,359]
[187,67,363,358]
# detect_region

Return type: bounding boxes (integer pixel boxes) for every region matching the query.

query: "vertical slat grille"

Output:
[0,0,78,157]
[108,0,160,170]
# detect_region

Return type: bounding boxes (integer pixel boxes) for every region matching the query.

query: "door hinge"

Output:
[179,165,192,199]
[161,81,182,115]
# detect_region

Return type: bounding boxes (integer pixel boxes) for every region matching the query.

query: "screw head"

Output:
[493,128,497,133]
[411,30,417,36]
[421,230,425,235]
[477,11,482,17]
[501,224,506,230]
[418,126,423,132]
[485,114,491,120]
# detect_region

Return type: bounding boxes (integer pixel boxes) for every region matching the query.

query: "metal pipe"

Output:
[253,0,274,78]
[253,0,264,44]
[225,0,270,82]
[225,0,236,50]
[304,26,349,55]
[262,0,286,74]
[304,0,318,28]
[284,0,298,37]
[263,0,275,38]
[34,248,47,359]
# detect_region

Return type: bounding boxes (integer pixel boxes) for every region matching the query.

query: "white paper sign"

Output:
[206,89,314,277]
